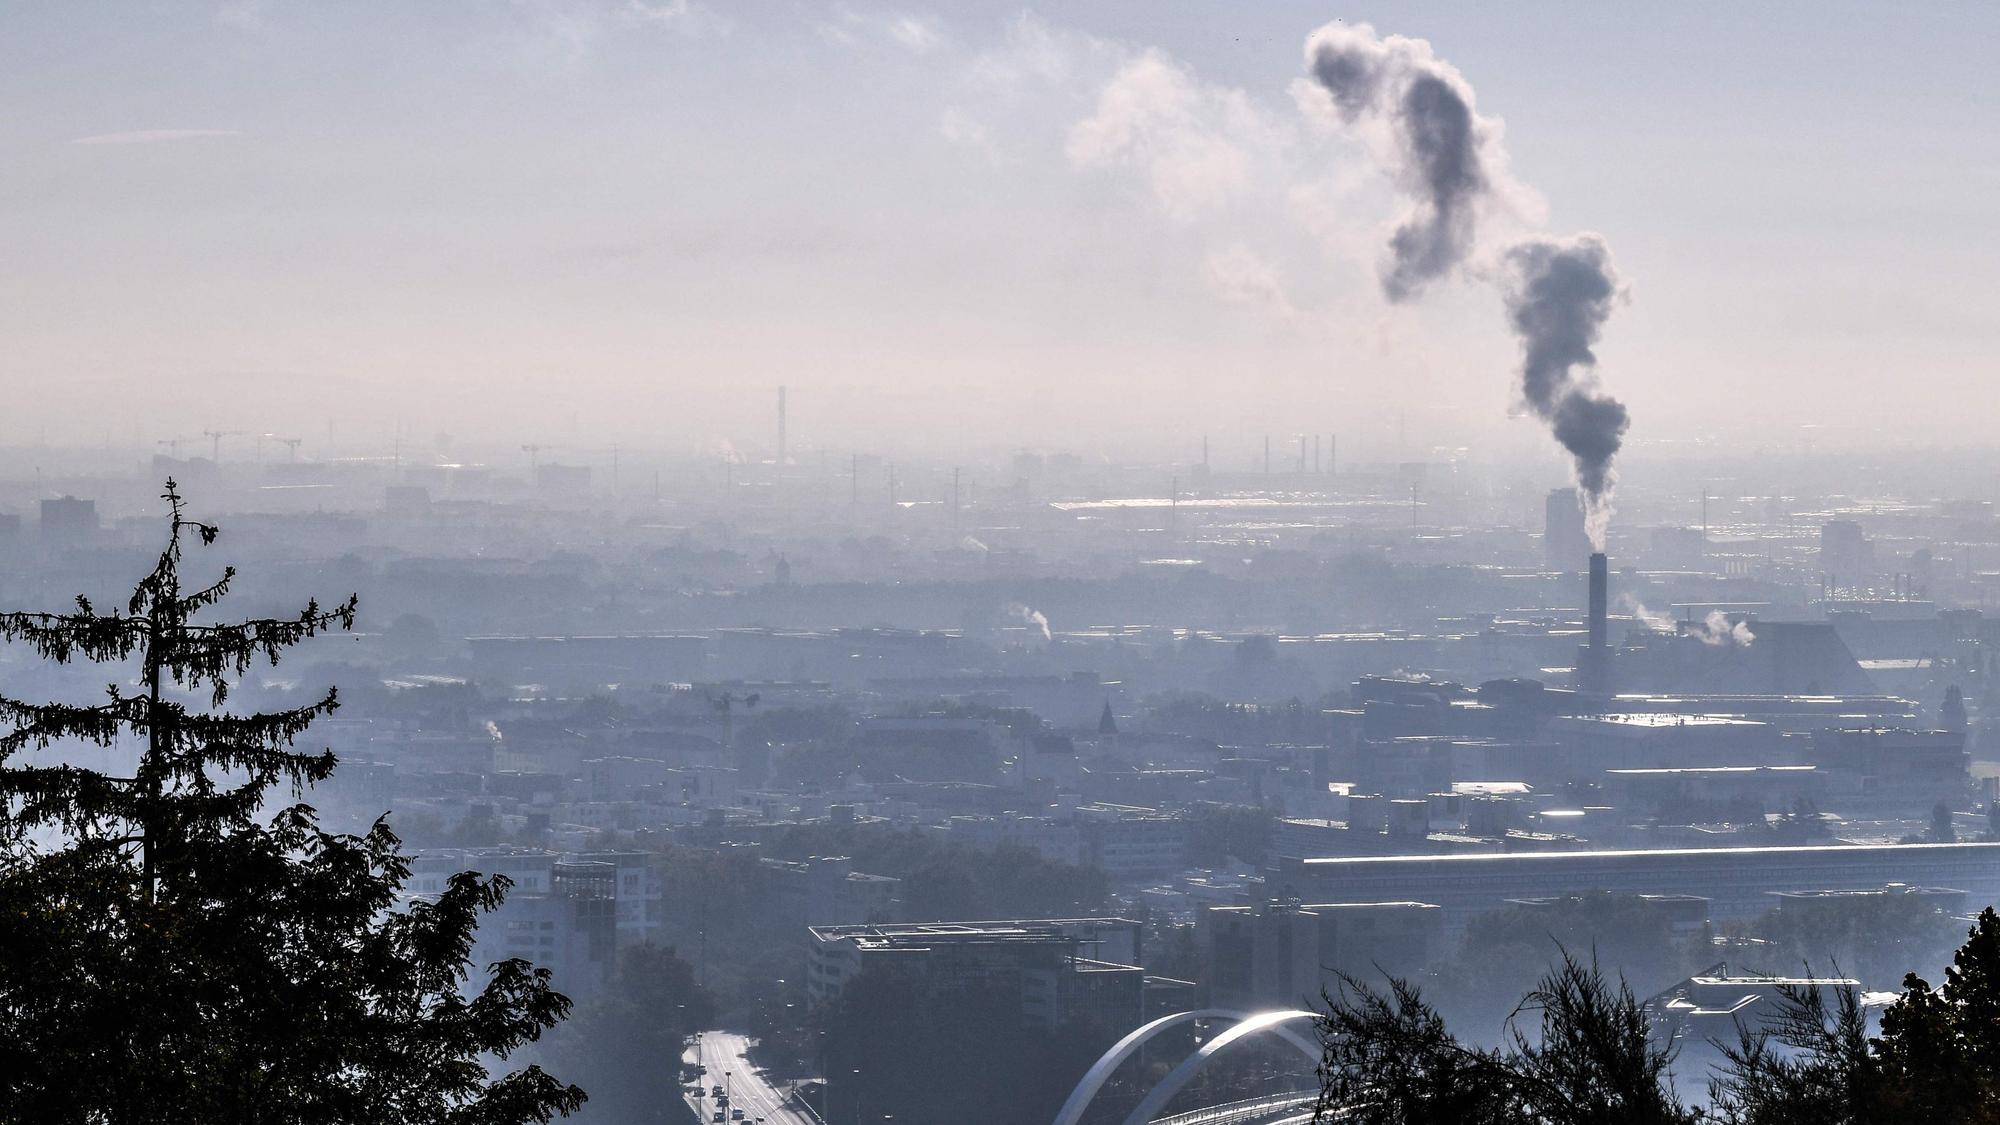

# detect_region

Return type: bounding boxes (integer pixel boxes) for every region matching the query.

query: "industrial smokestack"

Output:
[1588,552,1608,652]
[777,385,788,465]
[1578,551,1612,698]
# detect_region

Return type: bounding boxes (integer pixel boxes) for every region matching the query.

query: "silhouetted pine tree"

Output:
[0,481,584,1124]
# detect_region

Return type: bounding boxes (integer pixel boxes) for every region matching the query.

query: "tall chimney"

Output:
[1578,550,1612,698]
[1588,551,1608,652]
[777,385,788,465]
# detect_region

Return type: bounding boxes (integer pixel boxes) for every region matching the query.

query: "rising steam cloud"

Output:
[1624,595,1756,648]
[1694,610,1756,648]
[1502,235,1630,546]
[1303,22,1632,544]
[1007,603,1052,642]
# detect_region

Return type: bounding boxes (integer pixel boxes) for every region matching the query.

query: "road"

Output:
[681,1030,820,1125]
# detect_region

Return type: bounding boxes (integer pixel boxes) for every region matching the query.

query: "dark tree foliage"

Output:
[0,483,583,1125]
[1315,975,1528,1125]
[1707,982,1879,1124]
[1184,801,1274,867]
[1505,956,1687,1125]
[1715,908,2000,1124]
[1328,910,2000,1123]
[1931,801,1959,844]
[1315,954,1691,1125]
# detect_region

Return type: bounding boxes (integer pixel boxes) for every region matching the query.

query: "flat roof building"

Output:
[1271,842,2000,932]
[806,918,1144,1028]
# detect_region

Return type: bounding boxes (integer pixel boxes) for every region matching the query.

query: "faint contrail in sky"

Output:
[68,129,242,145]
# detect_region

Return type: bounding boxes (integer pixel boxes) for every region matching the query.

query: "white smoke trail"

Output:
[1692,610,1755,648]
[1007,603,1052,642]
[1618,595,1675,633]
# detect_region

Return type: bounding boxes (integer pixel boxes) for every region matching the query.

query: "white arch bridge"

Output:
[1051,1008,1322,1125]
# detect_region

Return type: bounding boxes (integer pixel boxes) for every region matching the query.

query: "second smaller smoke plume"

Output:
[1692,610,1755,648]
[1007,603,1052,642]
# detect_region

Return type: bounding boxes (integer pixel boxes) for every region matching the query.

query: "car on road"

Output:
[710,1086,724,1098]
[711,1112,724,1123]
[730,1110,744,1121]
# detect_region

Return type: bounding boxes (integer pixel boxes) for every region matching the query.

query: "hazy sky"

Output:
[2,2,1995,465]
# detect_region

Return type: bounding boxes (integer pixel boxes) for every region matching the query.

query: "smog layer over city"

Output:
[5,5,2000,1124]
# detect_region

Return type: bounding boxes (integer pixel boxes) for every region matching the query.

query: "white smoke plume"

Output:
[1622,595,1754,647]
[1619,595,1675,633]
[1692,610,1755,648]
[1007,603,1052,642]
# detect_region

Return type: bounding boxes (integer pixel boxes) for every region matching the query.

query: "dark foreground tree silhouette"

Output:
[1711,906,2000,1124]
[1318,912,2000,1123]
[1314,952,1691,1125]
[0,483,583,1124]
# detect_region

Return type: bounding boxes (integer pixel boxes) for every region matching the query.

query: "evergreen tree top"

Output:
[0,481,583,1124]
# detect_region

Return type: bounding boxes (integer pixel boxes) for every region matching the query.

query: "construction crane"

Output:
[521,443,551,471]
[156,438,191,458]
[203,429,247,462]
[263,434,303,462]
[708,690,760,758]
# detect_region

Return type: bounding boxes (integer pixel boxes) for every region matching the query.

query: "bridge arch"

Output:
[1117,1009,1319,1125]
[1051,1009,1319,1125]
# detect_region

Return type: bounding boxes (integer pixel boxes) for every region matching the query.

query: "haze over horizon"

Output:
[2,2,1996,464]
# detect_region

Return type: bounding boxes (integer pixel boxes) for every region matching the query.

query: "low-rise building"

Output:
[1199,899,1442,1011]
[805,917,1145,1027]
[1271,842,2000,932]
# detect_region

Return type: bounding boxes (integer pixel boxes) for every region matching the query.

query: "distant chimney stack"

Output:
[1588,551,1608,652]
[1579,551,1612,696]
[777,385,788,465]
